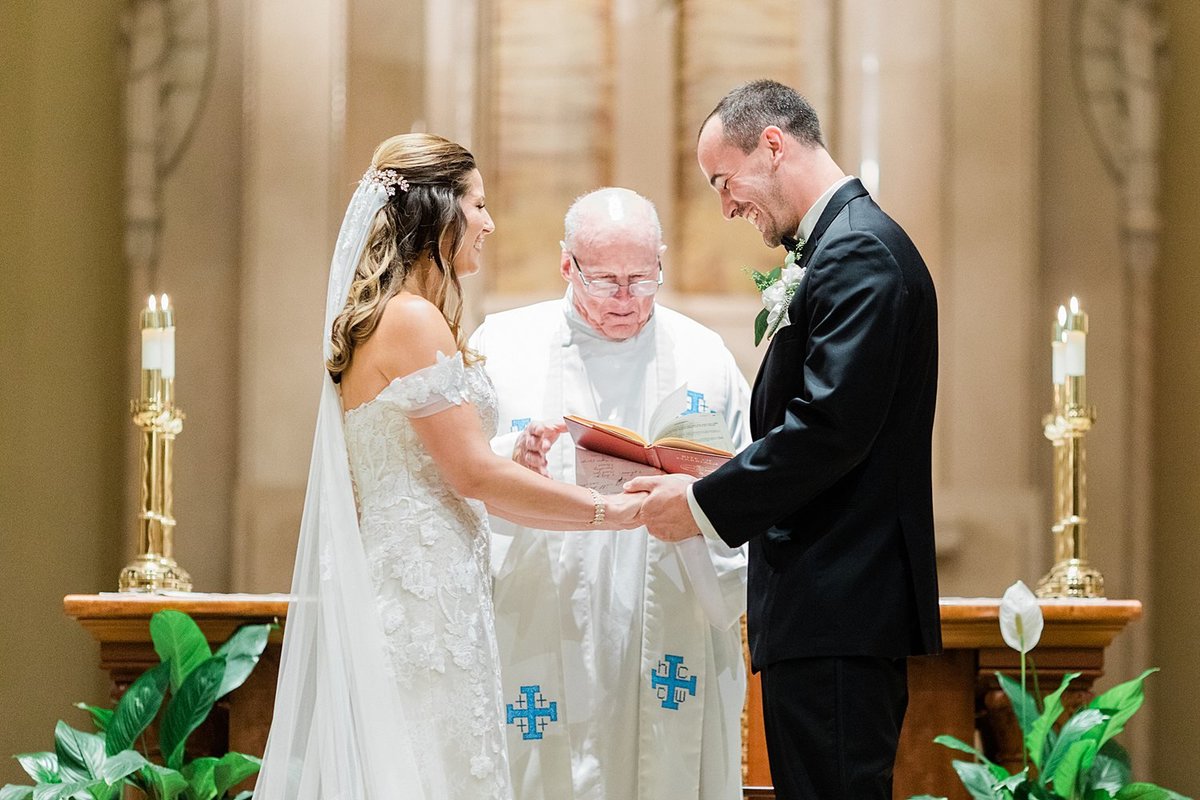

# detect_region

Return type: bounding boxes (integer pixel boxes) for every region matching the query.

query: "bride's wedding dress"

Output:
[343,351,510,800]
[253,170,511,800]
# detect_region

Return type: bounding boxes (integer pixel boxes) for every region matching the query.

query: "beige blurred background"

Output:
[2,0,1197,792]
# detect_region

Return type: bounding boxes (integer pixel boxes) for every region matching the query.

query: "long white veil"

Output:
[253,173,430,799]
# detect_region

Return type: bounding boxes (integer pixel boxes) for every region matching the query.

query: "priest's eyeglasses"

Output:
[570,255,663,298]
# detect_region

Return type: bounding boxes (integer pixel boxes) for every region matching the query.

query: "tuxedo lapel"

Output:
[794,178,869,273]
[747,179,871,435]
[778,179,871,339]
[749,344,771,436]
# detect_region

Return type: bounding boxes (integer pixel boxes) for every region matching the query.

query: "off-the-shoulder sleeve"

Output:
[376,351,470,418]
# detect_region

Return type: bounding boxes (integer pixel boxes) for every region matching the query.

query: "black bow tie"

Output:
[781,234,802,252]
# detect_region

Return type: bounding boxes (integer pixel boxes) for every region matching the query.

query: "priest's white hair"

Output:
[563,187,663,253]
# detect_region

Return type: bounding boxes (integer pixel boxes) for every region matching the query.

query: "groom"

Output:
[630,80,941,799]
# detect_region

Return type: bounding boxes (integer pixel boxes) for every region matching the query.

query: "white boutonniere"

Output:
[747,239,805,346]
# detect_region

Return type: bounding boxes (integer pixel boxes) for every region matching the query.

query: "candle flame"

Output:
[160,293,170,311]
[148,294,157,312]
[1057,305,1067,326]
[1069,296,1080,314]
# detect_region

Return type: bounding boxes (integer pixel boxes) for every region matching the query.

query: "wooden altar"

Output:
[65,595,1141,799]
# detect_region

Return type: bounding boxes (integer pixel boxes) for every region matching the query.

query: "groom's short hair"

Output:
[703,79,825,153]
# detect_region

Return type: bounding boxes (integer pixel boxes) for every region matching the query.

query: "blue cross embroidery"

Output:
[651,655,697,710]
[682,391,708,415]
[511,417,532,432]
[506,684,558,740]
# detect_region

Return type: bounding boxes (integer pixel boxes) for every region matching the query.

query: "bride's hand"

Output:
[603,491,645,530]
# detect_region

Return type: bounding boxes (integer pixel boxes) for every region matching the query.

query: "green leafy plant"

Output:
[2,610,273,800]
[911,581,1191,800]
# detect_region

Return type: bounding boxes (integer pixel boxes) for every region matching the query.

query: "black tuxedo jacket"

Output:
[693,179,941,671]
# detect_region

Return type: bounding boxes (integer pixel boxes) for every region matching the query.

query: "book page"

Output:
[647,384,691,442]
[574,448,665,494]
[565,416,657,467]
[564,415,647,445]
[653,412,735,453]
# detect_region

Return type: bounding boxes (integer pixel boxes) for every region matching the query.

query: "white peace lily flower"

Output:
[999,579,1044,654]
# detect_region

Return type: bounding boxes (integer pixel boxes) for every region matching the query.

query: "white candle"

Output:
[1052,305,1067,384]
[1064,330,1086,376]
[1064,297,1087,377]
[140,295,161,370]
[160,293,175,379]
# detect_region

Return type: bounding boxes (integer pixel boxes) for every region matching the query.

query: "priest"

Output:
[469,187,750,800]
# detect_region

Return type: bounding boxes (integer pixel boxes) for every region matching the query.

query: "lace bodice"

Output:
[344,351,499,511]
[342,351,509,800]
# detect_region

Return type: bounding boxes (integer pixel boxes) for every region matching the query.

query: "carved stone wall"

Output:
[484,0,613,295]
[136,0,244,592]
[1153,2,1200,790]
[674,0,812,295]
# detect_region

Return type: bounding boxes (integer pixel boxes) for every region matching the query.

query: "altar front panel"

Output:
[65,595,1141,799]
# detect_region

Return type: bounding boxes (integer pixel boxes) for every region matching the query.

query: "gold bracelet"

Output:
[588,488,606,527]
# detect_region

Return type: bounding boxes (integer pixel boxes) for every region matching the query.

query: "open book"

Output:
[566,385,735,493]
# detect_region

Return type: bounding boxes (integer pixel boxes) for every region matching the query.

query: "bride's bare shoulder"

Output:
[378,291,446,329]
[372,292,457,371]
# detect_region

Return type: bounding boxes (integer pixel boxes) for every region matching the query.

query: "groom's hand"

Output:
[624,474,700,542]
[511,420,568,477]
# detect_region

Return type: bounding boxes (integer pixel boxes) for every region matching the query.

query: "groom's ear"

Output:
[762,125,787,164]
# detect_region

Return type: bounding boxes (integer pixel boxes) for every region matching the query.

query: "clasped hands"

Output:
[622,474,701,542]
[511,419,702,541]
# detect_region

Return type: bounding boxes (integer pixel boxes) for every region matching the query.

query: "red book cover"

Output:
[564,415,731,478]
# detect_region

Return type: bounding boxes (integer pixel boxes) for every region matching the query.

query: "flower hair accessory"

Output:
[362,166,410,197]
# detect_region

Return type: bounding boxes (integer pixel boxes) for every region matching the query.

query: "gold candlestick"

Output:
[1037,297,1104,598]
[120,294,192,592]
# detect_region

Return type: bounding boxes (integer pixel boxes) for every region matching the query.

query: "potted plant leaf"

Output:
[2,609,274,800]
[911,581,1191,800]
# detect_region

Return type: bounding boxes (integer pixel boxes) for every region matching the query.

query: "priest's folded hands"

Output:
[624,473,702,541]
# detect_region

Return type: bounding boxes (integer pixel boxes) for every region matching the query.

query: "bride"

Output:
[253,133,644,800]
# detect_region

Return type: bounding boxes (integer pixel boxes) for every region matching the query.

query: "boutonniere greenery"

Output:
[747,238,805,346]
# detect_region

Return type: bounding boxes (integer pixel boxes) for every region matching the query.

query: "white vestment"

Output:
[469,293,751,800]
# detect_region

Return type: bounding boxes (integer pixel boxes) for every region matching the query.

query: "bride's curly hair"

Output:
[327,133,482,382]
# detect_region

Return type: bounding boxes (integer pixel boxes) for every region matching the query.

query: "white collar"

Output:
[796,175,856,242]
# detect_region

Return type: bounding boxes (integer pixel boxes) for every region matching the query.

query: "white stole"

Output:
[494,310,709,800]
